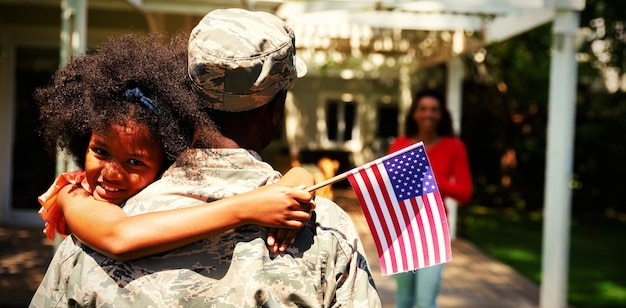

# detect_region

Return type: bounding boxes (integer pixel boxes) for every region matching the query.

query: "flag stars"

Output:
[383,146,439,199]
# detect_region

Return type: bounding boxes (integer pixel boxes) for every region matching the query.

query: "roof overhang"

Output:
[269,0,585,77]
[122,0,282,14]
[276,0,583,43]
[3,0,582,77]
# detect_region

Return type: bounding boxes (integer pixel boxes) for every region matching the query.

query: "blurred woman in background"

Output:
[388,88,473,308]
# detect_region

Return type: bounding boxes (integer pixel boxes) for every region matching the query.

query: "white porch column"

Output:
[60,0,87,67]
[397,64,413,137]
[54,0,86,247]
[58,0,86,176]
[540,8,580,308]
[446,51,465,240]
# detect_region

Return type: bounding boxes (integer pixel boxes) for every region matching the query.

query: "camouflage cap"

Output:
[188,8,307,112]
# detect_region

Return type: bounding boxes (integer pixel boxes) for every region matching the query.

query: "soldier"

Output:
[31,8,381,307]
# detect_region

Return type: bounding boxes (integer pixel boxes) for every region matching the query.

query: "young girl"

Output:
[35,33,314,261]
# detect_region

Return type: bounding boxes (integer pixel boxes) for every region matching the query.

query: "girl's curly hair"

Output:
[35,32,213,170]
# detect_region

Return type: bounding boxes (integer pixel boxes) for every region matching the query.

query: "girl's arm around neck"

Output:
[57,180,313,261]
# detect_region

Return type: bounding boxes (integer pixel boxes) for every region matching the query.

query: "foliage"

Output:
[457,0,626,216]
[453,3,626,307]
[462,23,552,211]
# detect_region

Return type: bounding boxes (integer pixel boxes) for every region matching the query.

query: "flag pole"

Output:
[305,169,351,192]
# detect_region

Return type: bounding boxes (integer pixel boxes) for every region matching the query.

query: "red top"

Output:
[388,136,473,204]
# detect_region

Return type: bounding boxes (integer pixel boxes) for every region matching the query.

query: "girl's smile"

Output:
[85,121,164,205]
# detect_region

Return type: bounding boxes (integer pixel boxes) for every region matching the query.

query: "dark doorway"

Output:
[11,46,57,211]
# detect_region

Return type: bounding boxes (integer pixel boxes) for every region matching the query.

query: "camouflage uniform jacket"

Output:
[31,148,381,307]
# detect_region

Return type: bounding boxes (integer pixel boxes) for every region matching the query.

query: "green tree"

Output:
[461,0,626,217]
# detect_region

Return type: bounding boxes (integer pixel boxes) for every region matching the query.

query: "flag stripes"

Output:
[347,142,451,275]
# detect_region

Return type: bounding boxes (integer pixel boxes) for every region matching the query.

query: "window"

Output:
[376,104,399,139]
[325,99,356,142]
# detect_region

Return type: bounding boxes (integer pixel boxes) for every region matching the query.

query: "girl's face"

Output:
[412,96,442,134]
[85,121,164,205]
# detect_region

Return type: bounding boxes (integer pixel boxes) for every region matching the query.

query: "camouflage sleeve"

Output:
[30,236,81,307]
[316,197,382,307]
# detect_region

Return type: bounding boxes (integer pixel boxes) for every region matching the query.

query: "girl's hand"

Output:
[237,184,314,228]
[241,166,316,253]
[266,195,316,254]
[266,228,298,253]
[234,183,315,253]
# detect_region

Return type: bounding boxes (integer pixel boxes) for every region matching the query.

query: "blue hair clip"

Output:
[124,87,158,114]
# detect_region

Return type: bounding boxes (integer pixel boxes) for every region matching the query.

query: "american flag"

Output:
[347,141,451,276]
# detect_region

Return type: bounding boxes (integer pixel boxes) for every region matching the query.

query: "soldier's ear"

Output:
[271,91,287,126]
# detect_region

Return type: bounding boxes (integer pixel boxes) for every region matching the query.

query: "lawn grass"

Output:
[459,206,626,308]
